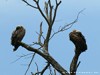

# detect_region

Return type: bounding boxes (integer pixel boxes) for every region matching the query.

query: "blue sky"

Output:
[0,0,100,75]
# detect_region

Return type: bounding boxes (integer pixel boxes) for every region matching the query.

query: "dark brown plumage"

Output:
[11,26,26,51]
[69,30,87,53]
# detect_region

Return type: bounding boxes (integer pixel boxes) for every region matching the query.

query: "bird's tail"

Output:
[13,46,19,51]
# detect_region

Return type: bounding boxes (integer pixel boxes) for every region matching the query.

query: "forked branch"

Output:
[18,41,69,75]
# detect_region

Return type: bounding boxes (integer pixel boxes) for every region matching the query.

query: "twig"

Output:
[49,65,53,75]
[31,22,44,47]
[36,32,45,41]
[11,53,33,63]
[24,53,36,75]
[36,1,50,26]
[22,0,38,9]
[52,0,62,25]
[35,62,39,75]
[62,8,85,30]
[44,1,49,19]
[22,0,50,25]
[38,22,44,46]
[50,9,85,39]
[30,42,41,46]
[76,61,81,71]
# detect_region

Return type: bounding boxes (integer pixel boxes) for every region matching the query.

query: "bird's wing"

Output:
[16,27,25,41]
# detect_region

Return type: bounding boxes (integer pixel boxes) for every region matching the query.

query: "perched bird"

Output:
[69,30,87,53]
[11,26,26,51]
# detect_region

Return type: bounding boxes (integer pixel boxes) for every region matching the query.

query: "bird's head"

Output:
[72,29,80,33]
[16,26,23,30]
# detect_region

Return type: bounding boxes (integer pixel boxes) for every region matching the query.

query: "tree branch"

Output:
[70,52,81,75]
[41,63,50,75]
[35,1,50,26]
[18,41,69,75]
[44,25,52,52]
[22,0,50,26]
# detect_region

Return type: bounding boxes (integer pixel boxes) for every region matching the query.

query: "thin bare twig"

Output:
[62,8,85,30]
[35,62,39,75]
[76,61,81,71]
[49,65,53,75]
[38,22,44,46]
[11,53,33,63]
[23,0,50,26]
[31,22,44,47]
[50,9,85,39]
[22,0,38,9]
[36,32,45,41]
[36,1,50,26]
[24,53,36,75]
[30,42,41,46]
[52,0,62,25]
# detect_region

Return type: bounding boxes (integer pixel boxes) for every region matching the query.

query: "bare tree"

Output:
[11,0,87,75]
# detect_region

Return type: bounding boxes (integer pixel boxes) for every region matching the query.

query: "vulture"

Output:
[11,26,26,51]
[69,30,87,53]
